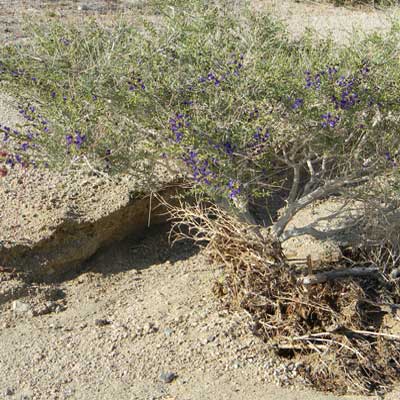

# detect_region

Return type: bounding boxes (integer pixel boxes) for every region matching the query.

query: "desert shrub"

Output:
[2,1,400,236]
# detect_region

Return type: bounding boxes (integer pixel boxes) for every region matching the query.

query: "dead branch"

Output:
[299,266,379,286]
[272,175,369,238]
[287,164,301,204]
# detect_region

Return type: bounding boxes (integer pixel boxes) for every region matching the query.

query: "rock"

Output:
[207,334,216,343]
[11,300,31,315]
[163,328,173,337]
[232,360,241,369]
[143,322,157,334]
[94,319,111,327]
[159,371,177,384]
[4,388,14,396]
[77,4,90,11]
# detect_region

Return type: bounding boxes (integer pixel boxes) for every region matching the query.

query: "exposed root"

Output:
[167,199,400,395]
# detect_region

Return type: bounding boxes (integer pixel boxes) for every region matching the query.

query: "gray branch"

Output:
[298,266,379,285]
[272,176,369,238]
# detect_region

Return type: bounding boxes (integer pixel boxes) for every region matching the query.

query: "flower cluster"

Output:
[253,127,270,141]
[169,113,190,143]
[66,130,87,150]
[385,151,398,168]
[305,66,338,89]
[18,105,49,131]
[60,37,70,46]
[305,70,321,89]
[227,179,241,199]
[198,54,244,88]
[248,107,259,121]
[128,77,145,91]
[182,149,214,185]
[321,113,340,128]
[291,98,303,110]
[331,75,360,110]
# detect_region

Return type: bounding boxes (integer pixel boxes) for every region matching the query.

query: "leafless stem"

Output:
[287,164,300,204]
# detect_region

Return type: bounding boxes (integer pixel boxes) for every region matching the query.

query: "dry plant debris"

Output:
[168,200,400,395]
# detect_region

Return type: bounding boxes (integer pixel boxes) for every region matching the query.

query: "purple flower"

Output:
[227,179,241,199]
[327,66,338,78]
[321,113,340,128]
[74,131,86,149]
[175,132,183,143]
[21,143,29,151]
[223,142,235,156]
[291,98,304,110]
[65,135,73,146]
[60,37,70,46]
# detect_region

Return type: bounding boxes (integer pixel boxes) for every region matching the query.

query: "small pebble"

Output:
[159,371,177,384]
[232,360,241,369]
[95,319,111,327]
[11,300,32,315]
[77,4,90,11]
[164,328,173,337]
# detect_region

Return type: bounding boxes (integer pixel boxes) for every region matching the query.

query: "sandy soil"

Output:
[256,0,397,43]
[1,1,400,400]
[0,227,388,400]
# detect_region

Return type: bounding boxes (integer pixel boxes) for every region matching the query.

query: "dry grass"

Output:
[166,199,400,395]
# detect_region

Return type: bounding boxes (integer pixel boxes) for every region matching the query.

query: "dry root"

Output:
[167,199,400,395]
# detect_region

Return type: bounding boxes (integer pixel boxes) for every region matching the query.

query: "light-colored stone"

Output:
[11,300,31,314]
